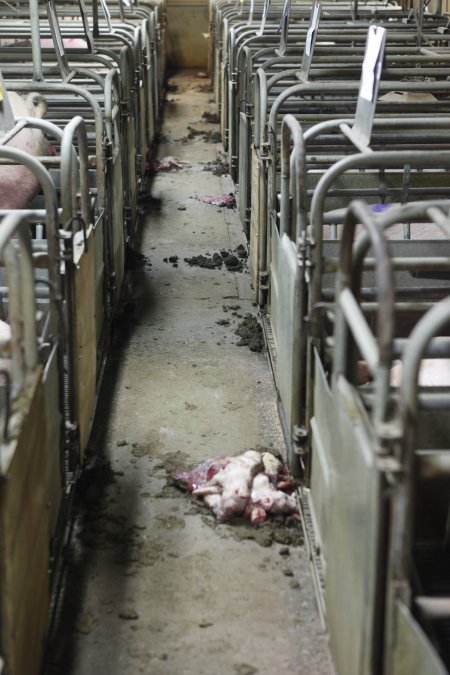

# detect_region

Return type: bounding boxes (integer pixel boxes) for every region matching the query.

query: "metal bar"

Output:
[0,213,38,386]
[401,297,450,417]
[361,302,435,313]
[29,0,43,81]
[393,338,450,358]
[61,116,91,227]
[339,287,379,373]
[415,596,450,621]
[362,392,450,409]
[280,114,307,240]
[0,119,27,146]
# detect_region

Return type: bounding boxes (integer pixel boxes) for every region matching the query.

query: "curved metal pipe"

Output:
[61,115,91,229]
[280,114,307,241]
[334,200,395,425]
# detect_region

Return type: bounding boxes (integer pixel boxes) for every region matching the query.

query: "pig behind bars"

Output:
[0,91,50,210]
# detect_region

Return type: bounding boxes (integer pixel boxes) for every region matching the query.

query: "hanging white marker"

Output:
[100,0,113,31]
[257,0,270,36]
[305,2,320,57]
[360,25,386,102]
[248,0,255,24]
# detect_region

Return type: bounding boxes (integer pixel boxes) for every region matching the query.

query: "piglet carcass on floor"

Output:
[172,450,299,525]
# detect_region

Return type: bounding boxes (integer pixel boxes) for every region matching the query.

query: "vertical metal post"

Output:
[29,0,44,82]
[418,0,425,48]
[92,0,100,38]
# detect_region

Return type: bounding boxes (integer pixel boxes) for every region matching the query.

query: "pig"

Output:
[193,450,263,522]
[40,37,88,49]
[193,450,263,497]
[0,91,49,210]
[171,456,229,492]
[0,320,11,356]
[245,474,299,526]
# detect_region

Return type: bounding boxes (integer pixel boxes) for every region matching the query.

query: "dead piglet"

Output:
[193,450,263,522]
[245,474,298,526]
[171,456,229,492]
[245,474,272,525]
[0,92,50,209]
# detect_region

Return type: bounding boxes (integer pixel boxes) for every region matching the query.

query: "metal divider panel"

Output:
[74,226,97,458]
[325,376,385,675]
[43,342,63,539]
[0,368,49,675]
[273,233,303,434]
[389,601,448,675]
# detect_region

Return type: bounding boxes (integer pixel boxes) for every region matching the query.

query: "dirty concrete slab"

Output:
[43,72,334,675]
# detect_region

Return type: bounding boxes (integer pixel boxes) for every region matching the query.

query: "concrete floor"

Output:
[44,72,334,675]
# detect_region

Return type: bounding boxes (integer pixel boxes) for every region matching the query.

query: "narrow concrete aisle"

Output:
[44,72,334,675]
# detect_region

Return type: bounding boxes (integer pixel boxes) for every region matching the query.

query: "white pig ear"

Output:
[29,93,48,118]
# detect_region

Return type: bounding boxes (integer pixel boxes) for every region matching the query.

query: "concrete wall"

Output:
[166,0,209,69]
